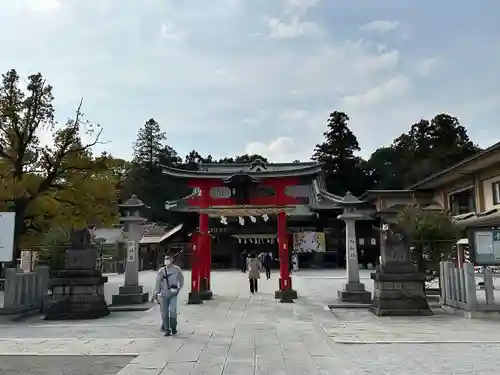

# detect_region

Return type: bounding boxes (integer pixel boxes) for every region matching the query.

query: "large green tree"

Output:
[312,111,369,195]
[0,69,116,260]
[367,113,480,189]
[123,118,183,223]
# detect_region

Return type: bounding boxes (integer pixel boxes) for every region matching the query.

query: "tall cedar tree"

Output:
[312,111,367,195]
[124,118,182,223]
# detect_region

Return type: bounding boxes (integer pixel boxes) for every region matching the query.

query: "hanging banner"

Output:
[0,212,15,262]
[293,232,326,253]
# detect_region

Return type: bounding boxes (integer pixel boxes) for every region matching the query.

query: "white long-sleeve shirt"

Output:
[154,265,184,297]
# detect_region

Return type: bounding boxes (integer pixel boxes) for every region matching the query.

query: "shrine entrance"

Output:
[191,205,297,303]
[163,159,324,303]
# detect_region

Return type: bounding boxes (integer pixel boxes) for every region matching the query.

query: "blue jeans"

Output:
[160,291,178,333]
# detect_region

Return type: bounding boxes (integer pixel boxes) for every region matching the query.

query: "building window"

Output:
[493,181,500,205]
[449,188,475,215]
[358,238,365,245]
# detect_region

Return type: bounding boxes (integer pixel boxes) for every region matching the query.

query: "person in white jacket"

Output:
[153,254,184,336]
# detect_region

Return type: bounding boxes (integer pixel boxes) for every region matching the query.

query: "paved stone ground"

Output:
[1,269,500,374]
[0,355,133,375]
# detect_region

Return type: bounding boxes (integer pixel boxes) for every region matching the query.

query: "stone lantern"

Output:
[111,195,149,305]
[337,192,372,304]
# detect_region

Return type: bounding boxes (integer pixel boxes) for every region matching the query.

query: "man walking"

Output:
[153,254,184,336]
[263,252,272,280]
[240,250,247,273]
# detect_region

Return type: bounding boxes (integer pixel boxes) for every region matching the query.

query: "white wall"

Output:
[482,175,500,210]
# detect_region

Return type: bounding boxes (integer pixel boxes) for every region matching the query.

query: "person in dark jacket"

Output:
[240,250,247,272]
[263,252,272,279]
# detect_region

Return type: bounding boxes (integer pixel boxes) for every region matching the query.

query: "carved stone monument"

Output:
[370,223,432,316]
[44,227,109,320]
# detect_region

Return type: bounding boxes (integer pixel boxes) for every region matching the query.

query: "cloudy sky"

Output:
[1,0,499,162]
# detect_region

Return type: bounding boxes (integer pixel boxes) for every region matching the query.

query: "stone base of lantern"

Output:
[111,285,149,305]
[337,282,372,304]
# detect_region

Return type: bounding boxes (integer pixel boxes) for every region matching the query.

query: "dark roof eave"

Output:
[311,178,365,205]
[162,163,324,179]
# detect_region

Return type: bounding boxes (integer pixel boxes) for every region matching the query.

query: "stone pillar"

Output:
[274,212,297,302]
[112,195,149,306]
[188,233,203,304]
[337,207,371,304]
[124,223,140,287]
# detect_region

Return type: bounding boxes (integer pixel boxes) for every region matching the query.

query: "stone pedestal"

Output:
[369,225,432,316]
[370,261,432,316]
[112,285,148,305]
[337,283,372,304]
[44,249,109,320]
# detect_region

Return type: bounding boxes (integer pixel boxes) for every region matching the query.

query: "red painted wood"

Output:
[277,212,290,290]
[185,177,303,206]
[189,234,200,293]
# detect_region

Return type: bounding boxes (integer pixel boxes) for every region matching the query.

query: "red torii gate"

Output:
[163,160,323,303]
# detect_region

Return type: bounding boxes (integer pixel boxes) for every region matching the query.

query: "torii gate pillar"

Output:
[274,211,297,303]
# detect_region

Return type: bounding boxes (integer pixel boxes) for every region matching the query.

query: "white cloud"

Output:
[160,23,188,43]
[28,0,62,13]
[360,20,400,34]
[340,75,411,111]
[278,109,308,122]
[1,0,497,163]
[241,110,270,126]
[267,17,319,39]
[416,57,441,76]
[245,136,310,162]
[283,0,321,14]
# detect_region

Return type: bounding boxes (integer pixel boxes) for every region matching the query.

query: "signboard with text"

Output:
[0,212,15,262]
[469,228,500,265]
